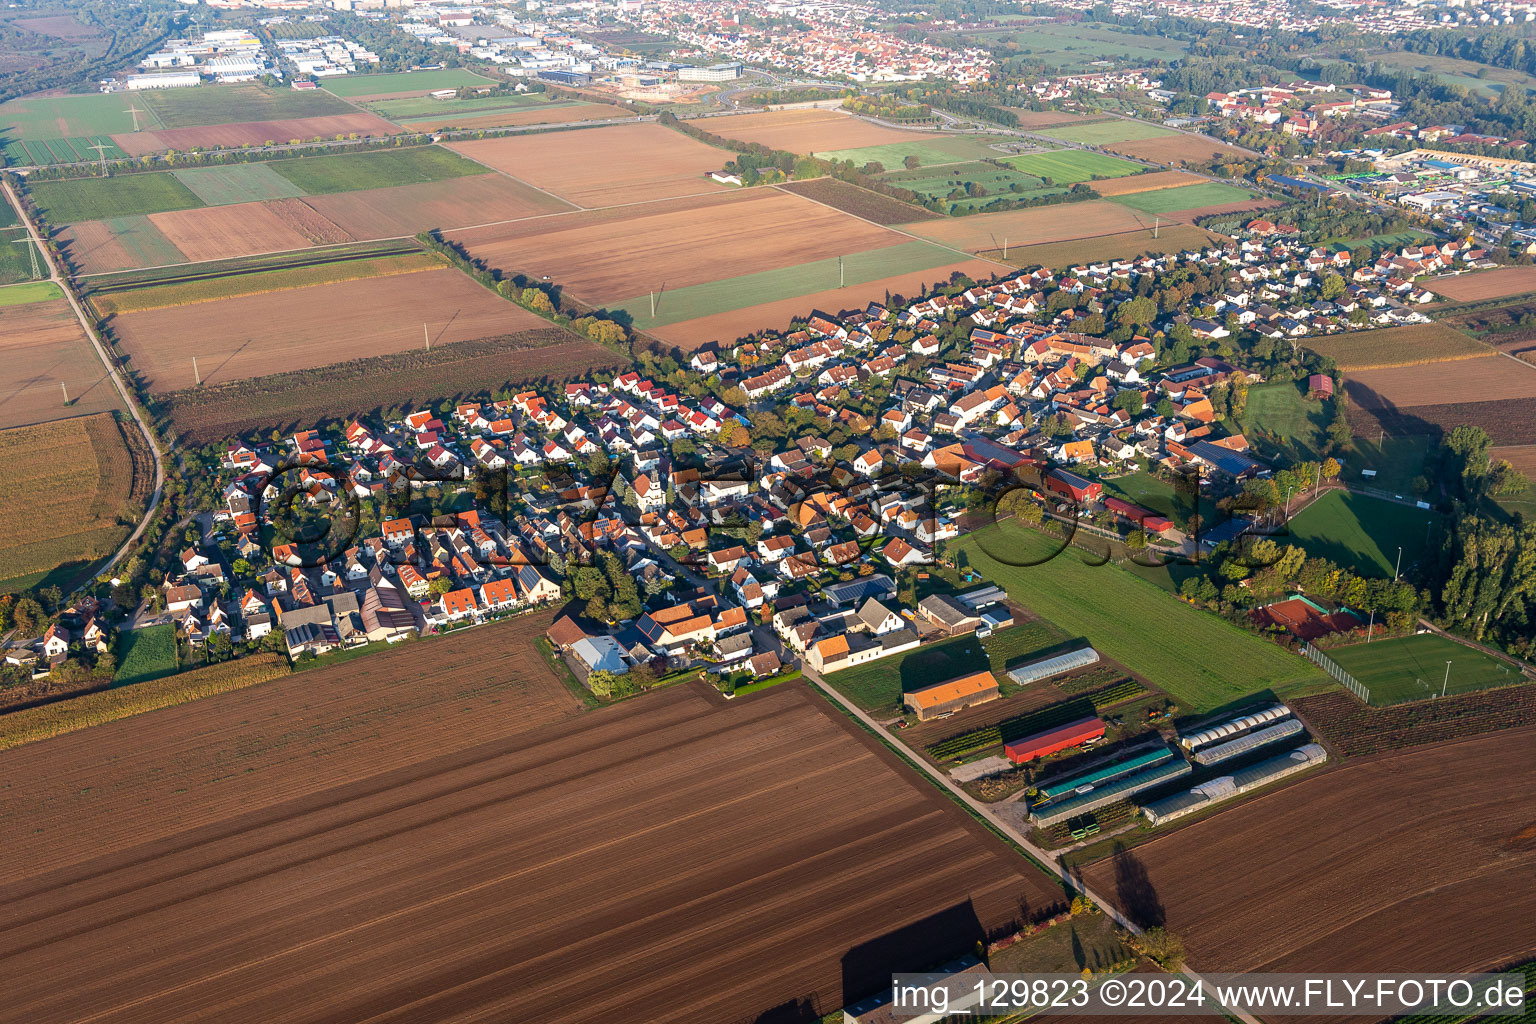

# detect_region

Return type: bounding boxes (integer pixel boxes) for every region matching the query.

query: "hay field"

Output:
[113,266,546,392]
[30,172,203,225]
[148,202,315,264]
[1347,353,1536,408]
[450,188,904,304]
[654,258,1001,350]
[1108,134,1243,166]
[301,173,574,238]
[0,413,144,590]
[169,163,306,206]
[1304,322,1491,370]
[692,107,923,154]
[898,200,1151,252]
[59,216,188,276]
[0,296,120,428]
[1428,265,1536,302]
[447,123,729,207]
[1088,169,1205,195]
[1002,149,1141,182]
[111,112,399,157]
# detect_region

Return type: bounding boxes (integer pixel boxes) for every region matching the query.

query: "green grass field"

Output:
[137,84,353,128]
[823,619,1071,712]
[971,22,1190,70]
[321,68,498,98]
[813,135,1016,169]
[0,280,62,306]
[0,224,42,285]
[171,163,308,206]
[1037,120,1178,145]
[1003,149,1141,182]
[29,172,204,225]
[617,239,963,329]
[1325,229,1435,250]
[1108,181,1257,214]
[266,145,483,194]
[1286,490,1442,578]
[3,134,128,167]
[0,93,152,139]
[366,92,569,121]
[1100,470,1200,527]
[956,522,1326,712]
[1326,633,1526,705]
[1367,50,1536,99]
[113,623,178,687]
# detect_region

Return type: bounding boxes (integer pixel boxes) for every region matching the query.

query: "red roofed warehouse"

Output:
[1004,716,1105,764]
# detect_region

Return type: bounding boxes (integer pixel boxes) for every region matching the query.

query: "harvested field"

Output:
[110,112,398,156]
[1089,169,1205,196]
[989,224,1223,269]
[266,197,354,244]
[113,266,546,392]
[692,107,924,154]
[0,681,1062,1024]
[0,297,120,428]
[1293,684,1536,756]
[0,413,145,590]
[446,122,730,207]
[1081,728,1536,985]
[1348,395,1536,445]
[301,172,574,239]
[389,101,619,132]
[1168,197,1283,221]
[1346,353,1536,406]
[159,328,623,441]
[147,201,314,264]
[1107,134,1243,166]
[899,200,1153,253]
[60,215,186,275]
[1429,265,1536,302]
[1304,321,1491,370]
[653,258,1002,350]
[776,177,940,225]
[1005,109,1103,129]
[1493,443,1536,477]
[452,188,907,306]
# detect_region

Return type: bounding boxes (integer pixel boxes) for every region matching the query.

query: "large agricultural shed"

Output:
[1141,743,1328,825]
[1031,753,1192,827]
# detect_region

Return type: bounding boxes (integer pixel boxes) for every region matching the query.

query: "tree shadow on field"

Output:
[839,900,988,1008]
[1111,842,1165,929]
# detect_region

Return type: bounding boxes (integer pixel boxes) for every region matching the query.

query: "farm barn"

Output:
[903,671,1000,722]
[1045,468,1102,503]
[1006,645,1100,687]
[1103,496,1174,534]
[1003,715,1104,764]
[1141,743,1328,826]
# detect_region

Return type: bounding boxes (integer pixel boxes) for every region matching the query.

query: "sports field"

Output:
[29,173,204,225]
[266,145,484,194]
[321,68,497,99]
[1326,633,1526,705]
[617,240,964,329]
[1108,182,1257,215]
[1003,150,1141,182]
[1036,119,1178,145]
[1286,489,1442,579]
[956,521,1326,712]
[821,620,1071,712]
[170,163,306,206]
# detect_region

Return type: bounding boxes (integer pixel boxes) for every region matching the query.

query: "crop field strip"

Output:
[1080,727,1536,978]
[1087,169,1206,196]
[985,224,1224,269]
[1105,181,1259,216]
[1345,352,1536,407]
[319,68,499,99]
[59,215,189,275]
[1107,134,1243,166]
[382,101,621,133]
[0,682,1062,1024]
[1428,264,1536,303]
[1001,150,1142,182]
[169,163,307,206]
[812,134,1020,169]
[0,294,121,429]
[899,200,1156,253]
[1292,685,1536,756]
[775,177,942,225]
[1035,119,1178,145]
[1304,321,1491,369]
[0,413,144,590]
[956,522,1326,712]
[111,112,401,158]
[694,107,938,155]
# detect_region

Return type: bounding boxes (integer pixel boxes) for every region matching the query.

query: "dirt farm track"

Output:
[1082,726,1536,1004]
[0,658,1060,1023]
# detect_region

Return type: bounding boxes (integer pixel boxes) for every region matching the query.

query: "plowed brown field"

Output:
[695,108,925,154]
[395,102,620,132]
[655,258,1001,349]
[0,679,1062,1024]
[1006,109,1103,129]
[899,200,1151,252]
[301,172,574,239]
[112,267,545,391]
[0,297,121,428]
[1106,135,1243,166]
[267,197,354,244]
[447,122,729,207]
[1429,265,1536,302]
[1346,353,1536,407]
[148,201,313,263]
[1081,727,1536,995]
[451,188,904,302]
[1089,169,1205,196]
[110,113,399,156]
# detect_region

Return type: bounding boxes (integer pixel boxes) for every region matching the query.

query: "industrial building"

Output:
[1006,645,1099,687]
[903,671,999,722]
[677,62,744,82]
[1141,744,1328,826]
